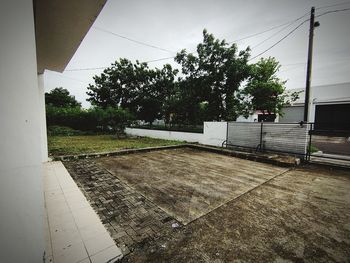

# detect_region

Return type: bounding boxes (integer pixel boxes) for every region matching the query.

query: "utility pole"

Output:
[303,7,319,122]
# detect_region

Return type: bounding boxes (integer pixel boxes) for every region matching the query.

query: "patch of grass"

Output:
[48,135,184,156]
[308,144,319,153]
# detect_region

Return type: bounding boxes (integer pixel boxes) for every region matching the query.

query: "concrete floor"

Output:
[44,162,122,263]
[63,147,350,262]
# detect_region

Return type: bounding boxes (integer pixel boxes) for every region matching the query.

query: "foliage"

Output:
[85,30,300,125]
[175,29,251,122]
[132,124,203,133]
[48,135,184,156]
[46,106,134,133]
[47,126,88,136]
[308,144,319,153]
[238,57,299,117]
[86,59,178,125]
[45,87,81,108]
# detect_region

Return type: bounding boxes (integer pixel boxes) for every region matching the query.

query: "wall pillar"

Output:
[38,73,49,162]
[0,0,45,261]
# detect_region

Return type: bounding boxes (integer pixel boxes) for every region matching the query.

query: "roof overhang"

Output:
[34,0,107,74]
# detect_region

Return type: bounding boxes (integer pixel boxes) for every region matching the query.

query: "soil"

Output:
[121,165,350,262]
[96,148,288,224]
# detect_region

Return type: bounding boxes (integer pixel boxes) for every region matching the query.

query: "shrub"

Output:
[47,126,87,136]
[46,106,134,134]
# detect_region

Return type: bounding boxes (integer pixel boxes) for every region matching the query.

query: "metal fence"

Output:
[225,122,311,158]
[308,123,350,164]
[224,121,350,165]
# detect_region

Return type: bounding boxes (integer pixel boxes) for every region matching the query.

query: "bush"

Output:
[130,124,203,133]
[46,106,134,134]
[47,126,88,136]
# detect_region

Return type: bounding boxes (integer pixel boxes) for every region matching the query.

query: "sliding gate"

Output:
[225,122,311,159]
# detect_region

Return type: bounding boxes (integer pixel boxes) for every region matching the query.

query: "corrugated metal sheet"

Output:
[262,123,309,155]
[227,122,261,149]
[227,122,310,156]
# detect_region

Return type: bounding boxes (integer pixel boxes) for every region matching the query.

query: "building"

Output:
[0,0,106,261]
[279,83,350,134]
[237,83,350,135]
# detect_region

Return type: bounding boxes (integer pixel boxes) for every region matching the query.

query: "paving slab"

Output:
[95,147,289,224]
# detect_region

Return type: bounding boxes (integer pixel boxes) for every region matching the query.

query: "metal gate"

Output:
[224,121,350,166]
[225,122,311,159]
[308,123,350,166]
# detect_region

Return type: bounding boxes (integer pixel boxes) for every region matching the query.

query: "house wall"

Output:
[236,113,258,122]
[280,83,350,123]
[125,122,227,147]
[0,1,45,262]
[279,106,304,123]
[38,74,49,162]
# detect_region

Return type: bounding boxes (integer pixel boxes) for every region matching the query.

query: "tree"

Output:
[45,87,81,108]
[87,58,141,110]
[86,59,178,125]
[175,29,251,122]
[239,57,299,118]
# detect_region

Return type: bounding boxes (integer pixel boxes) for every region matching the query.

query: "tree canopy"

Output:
[175,29,251,121]
[87,59,178,125]
[86,29,297,125]
[239,57,299,118]
[45,87,81,108]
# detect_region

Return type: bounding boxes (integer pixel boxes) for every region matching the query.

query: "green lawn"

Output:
[48,135,184,156]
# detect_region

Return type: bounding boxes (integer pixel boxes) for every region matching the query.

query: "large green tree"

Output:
[239,57,299,118]
[175,29,251,121]
[86,59,178,125]
[45,87,81,108]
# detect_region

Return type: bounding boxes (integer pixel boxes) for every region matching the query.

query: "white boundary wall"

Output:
[125,121,227,147]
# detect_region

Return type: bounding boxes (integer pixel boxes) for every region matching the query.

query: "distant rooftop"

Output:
[286,82,350,105]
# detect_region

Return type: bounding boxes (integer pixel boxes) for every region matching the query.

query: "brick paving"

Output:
[64,159,180,255]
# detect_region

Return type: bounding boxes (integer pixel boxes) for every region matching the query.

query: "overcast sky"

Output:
[44,0,350,108]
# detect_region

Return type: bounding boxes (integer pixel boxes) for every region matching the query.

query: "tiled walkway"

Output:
[64,160,179,255]
[44,161,122,263]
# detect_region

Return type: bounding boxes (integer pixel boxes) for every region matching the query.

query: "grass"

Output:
[308,144,320,153]
[48,135,184,156]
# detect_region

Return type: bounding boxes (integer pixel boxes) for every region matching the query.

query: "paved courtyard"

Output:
[64,147,350,262]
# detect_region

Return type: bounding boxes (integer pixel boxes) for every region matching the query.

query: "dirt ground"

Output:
[96,148,288,224]
[64,147,350,262]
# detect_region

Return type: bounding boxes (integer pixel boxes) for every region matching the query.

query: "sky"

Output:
[44,0,350,108]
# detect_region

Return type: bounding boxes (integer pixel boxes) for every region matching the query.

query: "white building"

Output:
[0,0,106,261]
[238,82,350,133]
[279,83,350,133]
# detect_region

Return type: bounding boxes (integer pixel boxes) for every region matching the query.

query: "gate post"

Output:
[307,123,313,161]
[259,121,264,152]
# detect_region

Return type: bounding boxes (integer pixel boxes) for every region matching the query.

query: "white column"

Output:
[0,0,45,262]
[38,73,49,162]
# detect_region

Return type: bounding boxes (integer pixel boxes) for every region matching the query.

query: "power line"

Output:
[316,7,350,18]
[229,11,309,43]
[248,19,310,61]
[248,6,349,62]
[251,13,308,49]
[67,15,309,72]
[65,56,176,72]
[66,8,350,72]
[93,26,175,54]
[316,1,350,10]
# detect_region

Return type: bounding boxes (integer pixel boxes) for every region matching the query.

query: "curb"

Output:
[54,143,299,167]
